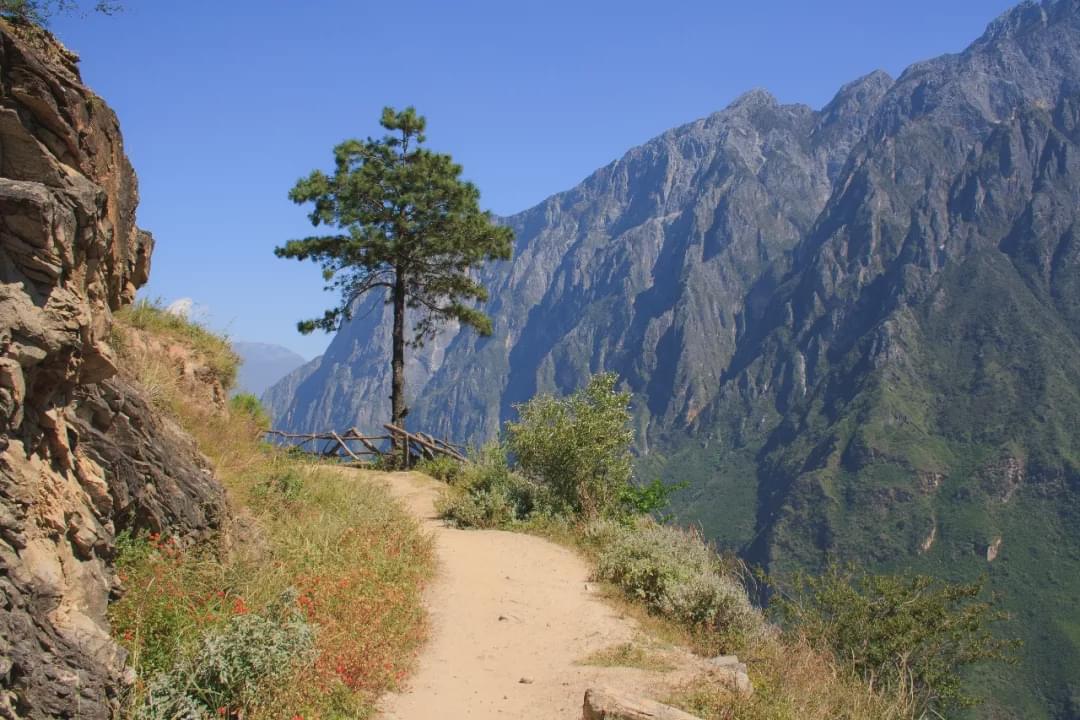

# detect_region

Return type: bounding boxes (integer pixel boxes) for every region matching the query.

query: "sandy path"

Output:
[368,470,687,719]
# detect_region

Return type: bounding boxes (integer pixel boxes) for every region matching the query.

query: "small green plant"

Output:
[111,531,232,678]
[620,478,687,521]
[252,468,305,505]
[136,591,315,719]
[436,443,539,528]
[229,392,269,428]
[772,564,1020,717]
[416,454,464,484]
[506,372,633,519]
[590,519,762,649]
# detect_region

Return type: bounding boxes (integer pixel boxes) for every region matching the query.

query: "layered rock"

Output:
[0,20,224,719]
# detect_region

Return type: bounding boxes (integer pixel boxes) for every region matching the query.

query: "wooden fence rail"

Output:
[265,425,467,466]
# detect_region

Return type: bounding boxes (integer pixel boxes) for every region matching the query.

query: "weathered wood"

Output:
[384,423,466,462]
[432,435,466,454]
[267,426,467,465]
[321,439,341,457]
[330,431,362,462]
[351,430,383,456]
[582,688,703,720]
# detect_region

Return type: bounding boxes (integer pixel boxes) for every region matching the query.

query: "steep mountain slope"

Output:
[666,4,1080,715]
[233,341,306,397]
[267,2,1080,716]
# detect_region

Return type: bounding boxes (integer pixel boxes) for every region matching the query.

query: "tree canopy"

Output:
[0,0,120,24]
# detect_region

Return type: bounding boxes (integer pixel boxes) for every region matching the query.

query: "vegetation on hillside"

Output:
[109,301,433,719]
[773,566,1019,718]
[428,371,1018,720]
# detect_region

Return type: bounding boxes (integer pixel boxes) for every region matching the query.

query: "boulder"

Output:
[582,687,704,720]
[705,654,753,694]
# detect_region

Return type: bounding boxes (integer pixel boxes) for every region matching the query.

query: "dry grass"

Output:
[110,307,434,719]
[113,298,239,389]
[577,642,676,672]
[666,633,912,720]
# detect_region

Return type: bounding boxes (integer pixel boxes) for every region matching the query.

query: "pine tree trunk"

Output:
[390,271,407,464]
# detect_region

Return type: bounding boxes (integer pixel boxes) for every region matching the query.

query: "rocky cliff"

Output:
[0,20,225,718]
[267,2,1080,716]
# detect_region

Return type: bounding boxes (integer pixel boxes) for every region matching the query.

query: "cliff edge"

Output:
[0,19,225,718]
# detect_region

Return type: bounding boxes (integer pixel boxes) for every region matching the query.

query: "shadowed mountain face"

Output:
[268,2,1080,716]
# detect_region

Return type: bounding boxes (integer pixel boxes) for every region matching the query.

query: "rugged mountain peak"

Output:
[977,0,1067,44]
[266,4,1080,714]
[819,70,893,118]
[726,87,779,111]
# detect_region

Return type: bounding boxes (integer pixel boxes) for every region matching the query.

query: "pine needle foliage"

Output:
[0,0,119,23]
[275,106,513,430]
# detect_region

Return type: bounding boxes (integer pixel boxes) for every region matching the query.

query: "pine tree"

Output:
[0,1,120,24]
[275,107,513,450]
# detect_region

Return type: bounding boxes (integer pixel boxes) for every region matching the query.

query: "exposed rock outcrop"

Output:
[582,687,703,720]
[0,19,224,719]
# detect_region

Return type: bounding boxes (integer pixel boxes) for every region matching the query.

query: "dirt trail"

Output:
[369,470,694,719]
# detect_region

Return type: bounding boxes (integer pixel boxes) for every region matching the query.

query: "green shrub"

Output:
[416,454,465,484]
[437,443,539,528]
[506,372,633,519]
[619,478,687,521]
[229,392,269,428]
[772,565,1019,717]
[136,591,315,719]
[590,519,762,648]
[0,0,120,24]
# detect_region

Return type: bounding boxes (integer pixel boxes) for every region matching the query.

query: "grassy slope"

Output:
[109,301,434,719]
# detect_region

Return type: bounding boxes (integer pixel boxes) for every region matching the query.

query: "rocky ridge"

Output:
[0,20,225,718]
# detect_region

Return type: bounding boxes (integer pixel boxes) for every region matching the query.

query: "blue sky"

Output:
[53,0,1015,359]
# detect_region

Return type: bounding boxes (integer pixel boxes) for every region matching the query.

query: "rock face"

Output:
[0,20,225,719]
[582,687,703,720]
[267,2,1080,715]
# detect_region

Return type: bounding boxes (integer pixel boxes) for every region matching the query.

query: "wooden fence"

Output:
[265,424,467,466]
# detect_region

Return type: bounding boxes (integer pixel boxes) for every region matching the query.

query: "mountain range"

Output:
[232,341,306,398]
[265,2,1080,716]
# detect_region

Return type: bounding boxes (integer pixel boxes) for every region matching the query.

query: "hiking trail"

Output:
[366,470,699,719]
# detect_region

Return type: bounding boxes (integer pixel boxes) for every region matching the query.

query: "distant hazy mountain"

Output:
[266,2,1080,716]
[232,342,307,399]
